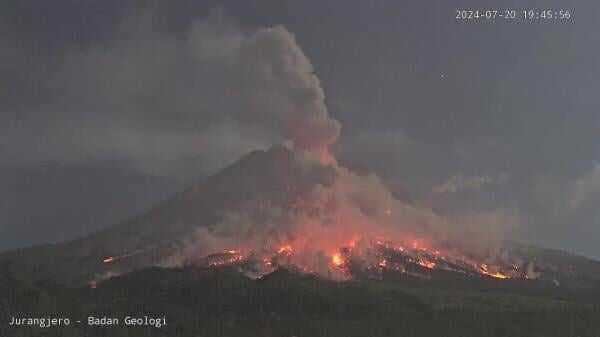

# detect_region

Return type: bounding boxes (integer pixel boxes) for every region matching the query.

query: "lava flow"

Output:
[192,236,531,282]
[331,253,345,267]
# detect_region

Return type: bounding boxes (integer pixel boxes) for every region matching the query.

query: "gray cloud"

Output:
[1,10,339,178]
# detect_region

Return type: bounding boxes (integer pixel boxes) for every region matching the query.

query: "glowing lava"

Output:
[188,236,528,282]
[487,272,509,279]
[480,264,510,279]
[417,260,436,269]
[277,245,294,255]
[332,253,345,267]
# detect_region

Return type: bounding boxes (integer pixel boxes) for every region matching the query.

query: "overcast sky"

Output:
[2,0,599,258]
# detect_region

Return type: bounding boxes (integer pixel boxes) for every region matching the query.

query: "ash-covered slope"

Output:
[0,146,335,285]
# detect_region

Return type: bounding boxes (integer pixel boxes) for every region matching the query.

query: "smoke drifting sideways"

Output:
[1,12,337,179]
[156,21,520,278]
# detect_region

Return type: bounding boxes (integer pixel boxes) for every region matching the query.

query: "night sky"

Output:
[2,1,599,258]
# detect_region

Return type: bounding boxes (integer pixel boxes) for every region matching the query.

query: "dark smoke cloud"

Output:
[238,26,341,153]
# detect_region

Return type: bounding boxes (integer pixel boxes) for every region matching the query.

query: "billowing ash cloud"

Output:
[114,14,520,276]
[238,26,341,154]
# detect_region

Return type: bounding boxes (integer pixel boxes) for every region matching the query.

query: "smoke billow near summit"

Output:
[131,21,530,282]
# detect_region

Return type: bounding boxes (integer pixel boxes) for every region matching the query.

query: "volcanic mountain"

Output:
[2,146,600,291]
[0,146,332,284]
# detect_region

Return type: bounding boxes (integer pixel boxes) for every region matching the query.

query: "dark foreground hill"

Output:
[2,266,600,337]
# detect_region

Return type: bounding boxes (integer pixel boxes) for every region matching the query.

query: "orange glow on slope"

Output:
[480,264,510,279]
[417,260,436,269]
[186,235,521,281]
[483,271,509,279]
[277,245,294,255]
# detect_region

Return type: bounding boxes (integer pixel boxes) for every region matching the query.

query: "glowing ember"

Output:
[417,260,436,269]
[277,245,294,255]
[188,236,528,282]
[480,264,510,279]
[332,253,344,267]
[483,271,510,279]
[103,257,115,263]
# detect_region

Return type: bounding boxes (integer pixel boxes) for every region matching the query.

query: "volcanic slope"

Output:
[0,146,335,284]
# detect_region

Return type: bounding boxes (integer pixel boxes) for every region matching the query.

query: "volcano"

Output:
[2,146,600,291]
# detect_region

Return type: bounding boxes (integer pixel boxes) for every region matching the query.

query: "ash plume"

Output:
[146,14,520,278]
[238,26,341,158]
